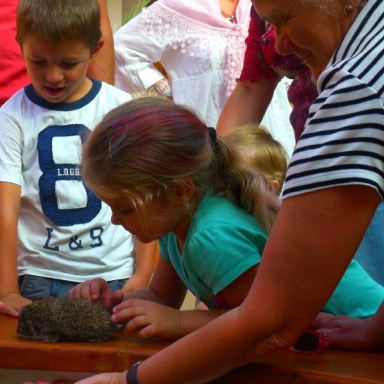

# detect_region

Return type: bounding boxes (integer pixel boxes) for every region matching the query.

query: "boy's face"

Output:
[22,34,99,103]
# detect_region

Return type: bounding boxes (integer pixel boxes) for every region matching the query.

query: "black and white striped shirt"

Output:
[283,0,384,200]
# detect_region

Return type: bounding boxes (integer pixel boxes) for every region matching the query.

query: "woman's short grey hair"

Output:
[301,0,365,13]
[301,0,337,11]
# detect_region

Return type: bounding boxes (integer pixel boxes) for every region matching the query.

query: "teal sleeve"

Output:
[322,259,384,318]
[186,224,266,295]
[158,237,169,261]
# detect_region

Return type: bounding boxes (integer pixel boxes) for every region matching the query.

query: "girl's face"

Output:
[101,192,190,243]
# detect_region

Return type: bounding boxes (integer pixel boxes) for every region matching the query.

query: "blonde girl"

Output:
[226,123,288,195]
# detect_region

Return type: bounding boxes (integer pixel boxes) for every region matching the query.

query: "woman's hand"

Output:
[112,298,182,340]
[68,278,123,311]
[0,293,31,317]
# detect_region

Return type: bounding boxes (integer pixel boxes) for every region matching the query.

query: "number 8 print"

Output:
[38,124,101,227]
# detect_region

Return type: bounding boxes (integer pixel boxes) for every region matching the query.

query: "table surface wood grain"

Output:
[1,315,384,383]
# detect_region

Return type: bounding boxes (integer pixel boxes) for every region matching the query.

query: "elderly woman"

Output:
[77,0,384,383]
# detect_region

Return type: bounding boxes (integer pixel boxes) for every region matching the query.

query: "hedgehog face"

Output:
[17,309,45,340]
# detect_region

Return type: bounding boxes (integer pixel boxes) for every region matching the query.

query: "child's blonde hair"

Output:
[226,124,288,195]
[82,98,280,232]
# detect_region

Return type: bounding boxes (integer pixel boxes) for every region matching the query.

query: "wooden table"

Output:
[1,315,384,383]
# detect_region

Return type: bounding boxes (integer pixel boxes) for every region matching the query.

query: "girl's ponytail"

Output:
[209,135,279,233]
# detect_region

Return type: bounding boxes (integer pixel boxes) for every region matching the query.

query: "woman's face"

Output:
[252,0,357,80]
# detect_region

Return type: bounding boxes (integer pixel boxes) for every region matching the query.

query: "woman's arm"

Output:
[216,77,280,136]
[87,0,115,84]
[77,185,380,384]
[113,6,168,93]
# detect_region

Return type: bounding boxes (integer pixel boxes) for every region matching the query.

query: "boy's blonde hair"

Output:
[16,0,101,52]
[226,124,288,194]
[82,98,280,232]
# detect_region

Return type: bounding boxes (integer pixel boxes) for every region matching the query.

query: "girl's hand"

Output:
[75,372,126,384]
[112,299,182,340]
[0,293,31,317]
[68,278,123,311]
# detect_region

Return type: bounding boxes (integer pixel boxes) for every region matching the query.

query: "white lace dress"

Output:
[114,0,250,126]
[114,0,295,156]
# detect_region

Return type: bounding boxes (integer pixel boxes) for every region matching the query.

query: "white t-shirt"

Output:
[0,80,136,282]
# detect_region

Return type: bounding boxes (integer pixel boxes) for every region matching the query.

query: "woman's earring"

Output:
[344,4,355,13]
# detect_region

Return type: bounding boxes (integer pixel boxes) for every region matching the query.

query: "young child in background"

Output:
[0,0,155,318]
[226,123,287,196]
[70,98,384,341]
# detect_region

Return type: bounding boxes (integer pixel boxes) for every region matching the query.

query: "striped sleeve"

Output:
[283,70,384,199]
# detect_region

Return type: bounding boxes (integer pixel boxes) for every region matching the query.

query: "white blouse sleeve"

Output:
[114,5,170,93]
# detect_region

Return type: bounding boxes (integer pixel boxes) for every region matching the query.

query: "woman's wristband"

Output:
[126,360,142,384]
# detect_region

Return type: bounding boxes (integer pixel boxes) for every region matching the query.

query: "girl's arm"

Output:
[121,240,156,294]
[0,182,30,317]
[113,257,259,340]
[121,257,187,308]
[176,265,258,336]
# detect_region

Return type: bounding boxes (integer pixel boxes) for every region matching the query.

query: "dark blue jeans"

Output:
[18,275,127,300]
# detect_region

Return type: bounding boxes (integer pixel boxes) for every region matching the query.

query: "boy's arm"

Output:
[87,0,114,84]
[0,182,31,317]
[121,240,156,294]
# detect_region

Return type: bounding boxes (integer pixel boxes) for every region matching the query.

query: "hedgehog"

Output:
[17,297,117,343]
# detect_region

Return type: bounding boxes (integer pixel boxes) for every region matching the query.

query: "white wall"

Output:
[107,0,123,32]
[107,0,143,32]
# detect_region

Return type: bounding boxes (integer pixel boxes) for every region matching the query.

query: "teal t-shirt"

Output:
[159,192,268,309]
[159,193,384,317]
[323,259,384,318]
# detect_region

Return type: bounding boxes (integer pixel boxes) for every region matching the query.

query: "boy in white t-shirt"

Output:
[0,0,155,317]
